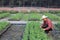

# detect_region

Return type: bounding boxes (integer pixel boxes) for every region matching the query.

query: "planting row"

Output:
[22,21,50,40]
[42,13,60,21]
[9,13,42,21]
[0,12,60,21]
[9,13,23,21]
[0,13,10,19]
[0,21,9,31]
[28,13,41,21]
[50,12,60,17]
[9,13,60,21]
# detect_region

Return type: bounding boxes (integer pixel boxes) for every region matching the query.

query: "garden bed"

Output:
[41,13,60,21]
[0,24,26,40]
[9,13,41,21]
[9,13,23,21]
[9,12,60,21]
[0,13,10,19]
[22,21,51,40]
[0,22,11,37]
[28,13,41,21]
[49,11,60,16]
[22,13,41,21]
[0,11,60,40]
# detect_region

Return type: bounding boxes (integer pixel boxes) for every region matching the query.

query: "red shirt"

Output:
[42,19,53,30]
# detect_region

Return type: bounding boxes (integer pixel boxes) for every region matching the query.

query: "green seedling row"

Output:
[22,21,50,40]
[43,13,60,21]
[28,13,42,21]
[0,21,9,31]
[0,13,10,18]
[10,13,42,21]
[9,12,60,21]
[10,13,23,20]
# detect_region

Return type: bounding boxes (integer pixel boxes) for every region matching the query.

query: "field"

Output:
[23,21,50,40]
[0,11,60,40]
[7,12,60,21]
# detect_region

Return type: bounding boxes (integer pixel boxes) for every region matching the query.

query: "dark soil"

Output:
[0,24,11,36]
[0,24,25,40]
[28,19,40,21]
[8,19,20,21]
[50,29,60,40]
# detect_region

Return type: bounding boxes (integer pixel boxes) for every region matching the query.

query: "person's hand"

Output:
[43,29,45,30]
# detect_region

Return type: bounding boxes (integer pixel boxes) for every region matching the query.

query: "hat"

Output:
[41,15,48,19]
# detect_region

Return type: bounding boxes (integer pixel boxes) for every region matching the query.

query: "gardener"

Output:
[41,15,54,34]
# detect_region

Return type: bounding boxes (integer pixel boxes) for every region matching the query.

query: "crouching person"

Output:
[41,15,54,34]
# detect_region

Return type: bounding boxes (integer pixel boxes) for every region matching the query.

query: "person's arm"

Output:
[45,20,52,30]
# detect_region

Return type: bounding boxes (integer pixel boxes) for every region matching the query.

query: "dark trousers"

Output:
[45,28,52,34]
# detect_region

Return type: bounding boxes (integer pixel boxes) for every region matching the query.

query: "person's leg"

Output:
[45,30,49,34]
[45,28,53,34]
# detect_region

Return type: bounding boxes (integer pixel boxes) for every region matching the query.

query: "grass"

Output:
[0,21,9,31]
[22,21,51,40]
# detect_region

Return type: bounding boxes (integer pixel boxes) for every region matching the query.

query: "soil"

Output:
[0,24,11,36]
[0,23,60,40]
[50,29,60,40]
[8,19,20,21]
[0,24,25,40]
[28,18,40,21]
